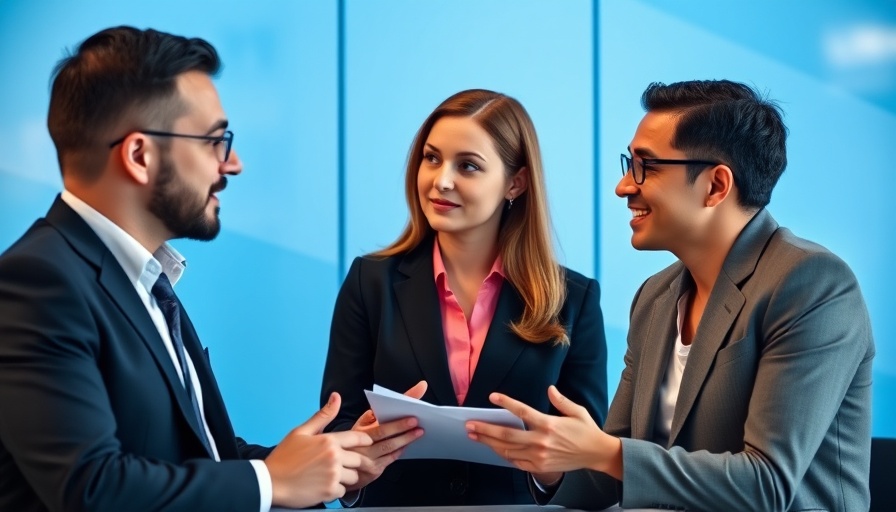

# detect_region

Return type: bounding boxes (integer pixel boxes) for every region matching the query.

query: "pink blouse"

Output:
[432,239,505,405]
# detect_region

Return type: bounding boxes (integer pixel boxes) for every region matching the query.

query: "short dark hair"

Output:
[641,79,788,209]
[47,26,220,180]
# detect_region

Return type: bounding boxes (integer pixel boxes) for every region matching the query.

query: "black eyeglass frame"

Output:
[109,130,234,163]
[620,153,720,185]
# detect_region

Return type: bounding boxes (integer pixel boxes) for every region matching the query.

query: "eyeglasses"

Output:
[109,130,234,163]
[620,153,719,185]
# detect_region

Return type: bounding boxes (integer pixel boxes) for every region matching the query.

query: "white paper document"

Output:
[364,385,525,467]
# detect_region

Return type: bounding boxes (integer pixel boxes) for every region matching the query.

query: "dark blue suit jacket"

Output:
[0,197,272,512]
[321,238,608,506]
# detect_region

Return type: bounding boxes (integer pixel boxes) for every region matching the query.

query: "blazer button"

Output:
[449,478,467,495]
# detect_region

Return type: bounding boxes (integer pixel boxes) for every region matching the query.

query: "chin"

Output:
[425,217,452,233]
[630,235,657,252]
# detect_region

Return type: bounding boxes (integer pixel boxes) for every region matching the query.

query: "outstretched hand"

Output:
[465,386,622,481]
[347,380,428,491]
[265,392,373,508]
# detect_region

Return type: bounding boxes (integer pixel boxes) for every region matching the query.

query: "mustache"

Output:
[210,177,227,195]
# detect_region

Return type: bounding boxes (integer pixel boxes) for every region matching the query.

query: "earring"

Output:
[507,196,514,210]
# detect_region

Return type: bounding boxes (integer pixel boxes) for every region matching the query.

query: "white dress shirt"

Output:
[61,191,273,512]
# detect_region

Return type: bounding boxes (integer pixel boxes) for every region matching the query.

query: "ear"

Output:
[704,164,734,208]
[113,133,154,186]
[506,166,529,200]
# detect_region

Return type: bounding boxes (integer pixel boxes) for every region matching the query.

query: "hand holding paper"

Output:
[346,381,427,491]
[364,385,525,467]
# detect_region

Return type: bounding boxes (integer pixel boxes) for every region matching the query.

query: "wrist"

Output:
[592,435,623,480]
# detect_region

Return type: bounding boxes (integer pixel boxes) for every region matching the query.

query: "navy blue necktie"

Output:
[152,272,213,454]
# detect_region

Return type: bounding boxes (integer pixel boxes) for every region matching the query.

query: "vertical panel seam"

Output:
[593,0,601,280]
[337,0,347,281]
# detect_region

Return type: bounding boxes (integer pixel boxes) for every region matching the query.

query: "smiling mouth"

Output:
[629,207,650,218]
[431,198,459,207]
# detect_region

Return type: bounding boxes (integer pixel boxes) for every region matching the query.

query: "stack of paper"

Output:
[364,385,525,467]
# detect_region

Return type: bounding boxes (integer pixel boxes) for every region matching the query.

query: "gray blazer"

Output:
[555,209,874,511]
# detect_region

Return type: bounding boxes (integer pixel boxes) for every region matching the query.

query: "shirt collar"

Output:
[432,236,504,291]
[61,190,187,295]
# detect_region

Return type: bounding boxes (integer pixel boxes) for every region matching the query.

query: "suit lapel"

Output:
[394,241,457,406]
[668,273,744,442]
[669,209,779,443]
[46,197,216,457]
[630,274,680,440]
[465,282,526,406]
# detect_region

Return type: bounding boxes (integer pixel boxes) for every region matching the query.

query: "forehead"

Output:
[629,111,680,156]
[173,71,225,128]
[427,116,497,154]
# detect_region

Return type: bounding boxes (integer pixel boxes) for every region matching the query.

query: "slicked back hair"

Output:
[641,79,788,210]
[48,26,220,180]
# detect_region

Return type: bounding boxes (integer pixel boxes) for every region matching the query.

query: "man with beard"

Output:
[0,26,376,512]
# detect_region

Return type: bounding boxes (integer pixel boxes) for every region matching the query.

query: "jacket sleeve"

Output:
[320,257,376,433]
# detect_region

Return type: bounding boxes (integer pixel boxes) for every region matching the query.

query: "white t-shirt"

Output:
[654,292,692,446]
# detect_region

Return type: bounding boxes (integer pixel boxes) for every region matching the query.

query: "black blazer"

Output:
[0,197,272,512]
[321,238,608,506]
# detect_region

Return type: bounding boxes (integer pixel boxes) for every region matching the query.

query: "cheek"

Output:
[416,169,428,199]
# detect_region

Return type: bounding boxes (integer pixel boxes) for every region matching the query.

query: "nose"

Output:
[434,165,454,191]
[615,171,638,198]
[221,149,243,176]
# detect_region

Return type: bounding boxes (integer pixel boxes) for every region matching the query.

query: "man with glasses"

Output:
[467,79,874,511]
[0,26,373,511]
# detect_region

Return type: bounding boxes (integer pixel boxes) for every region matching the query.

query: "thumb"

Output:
[354,409,377,429]
[404,380,428,400]
[296,392,341,435]
[547,385,588,420]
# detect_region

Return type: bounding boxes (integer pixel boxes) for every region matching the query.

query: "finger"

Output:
[327,483,347,501]
[468,431,515,453]
[468,432,529,464]
[372,444,406,477]
[370,416,419,442]
[466,421,531,448]
[356,452,377,473]
[333,430,373,449]
[295,392,341,435]
[370,427,423,458]
[353,409,377,430]
[340,467,360,486]
[342,449,365,473]
[547,385,589,421]
[510,458,536,473]
[488,392,548,429]
[404,380,428,400]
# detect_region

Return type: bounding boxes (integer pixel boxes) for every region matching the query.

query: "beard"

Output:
[148,152,226,241]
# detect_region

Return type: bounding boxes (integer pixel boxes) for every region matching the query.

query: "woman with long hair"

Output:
[320,89,608,506]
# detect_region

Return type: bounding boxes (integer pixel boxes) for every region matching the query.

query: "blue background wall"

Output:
[0,0,892,449]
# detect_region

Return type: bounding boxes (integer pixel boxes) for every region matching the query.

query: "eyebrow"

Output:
[205,119,229,136]
[628,145,659,159]
[424,143,486,161]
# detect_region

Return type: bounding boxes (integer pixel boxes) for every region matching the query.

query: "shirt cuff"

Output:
[340,488,362,508]
[532,473,563,493]
[250,459,273,512]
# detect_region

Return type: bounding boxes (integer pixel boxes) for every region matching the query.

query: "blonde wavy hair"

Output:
[373,89,568,345]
